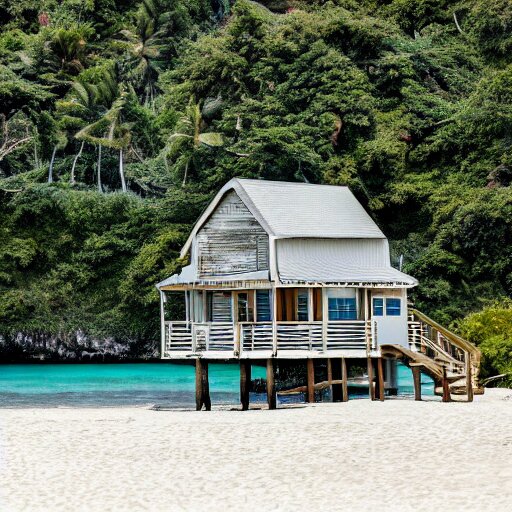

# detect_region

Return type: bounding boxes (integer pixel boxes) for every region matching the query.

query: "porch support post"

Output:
[341,357,348,402]
[159,290,166,358]
[272,287,278,356]
[306,359,315,403]
[376,357,385,401]
[240,360,251,411]
[364,288,371,353]
[266,358,276,410]
[322,288,328,352]
[442,366,451,403]
[367,357,375,400]
[412,366,422,401]
[195,358,211,411]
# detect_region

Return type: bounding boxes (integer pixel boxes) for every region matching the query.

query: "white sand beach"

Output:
[1,390,512,512]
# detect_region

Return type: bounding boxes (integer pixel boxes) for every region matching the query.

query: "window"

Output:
[328,297,357,320]
[297,291,309,321]
[386,298,401,316]
[373,298,384,316]
[256,290,271,321]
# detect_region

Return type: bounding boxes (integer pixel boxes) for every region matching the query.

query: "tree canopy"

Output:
[1,0,512,368]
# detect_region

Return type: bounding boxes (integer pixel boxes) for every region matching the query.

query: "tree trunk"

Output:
[119,148,127,192]
[48,146,57,183]
[33,132,39,169]
[182,160,189,187]
[97,144,102,193]
[70,140,85,185]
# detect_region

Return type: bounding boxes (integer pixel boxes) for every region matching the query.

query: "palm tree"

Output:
[56,66,117,187]
[76,87,133,192]
[46,23,95,77]
[165,98,225,186]
[118,1,165,107]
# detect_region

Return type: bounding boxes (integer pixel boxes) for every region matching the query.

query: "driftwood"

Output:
[279,379,344,395]
[481,373,511,387]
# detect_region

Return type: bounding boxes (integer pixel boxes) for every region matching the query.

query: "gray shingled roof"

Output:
[181,178,385,258]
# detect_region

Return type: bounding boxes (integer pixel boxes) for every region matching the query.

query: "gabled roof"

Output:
[180,178,385,258]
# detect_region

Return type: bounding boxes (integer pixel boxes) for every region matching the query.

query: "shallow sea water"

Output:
[0,361,433,407]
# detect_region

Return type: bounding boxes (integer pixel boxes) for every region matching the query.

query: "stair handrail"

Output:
[409,308,482,392]
[417,333,465,369]
[409,308,481,362]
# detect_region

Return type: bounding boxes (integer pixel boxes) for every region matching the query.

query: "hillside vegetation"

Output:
[0,0,511,376]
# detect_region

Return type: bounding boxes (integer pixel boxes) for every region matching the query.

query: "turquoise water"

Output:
[0,362,433,407]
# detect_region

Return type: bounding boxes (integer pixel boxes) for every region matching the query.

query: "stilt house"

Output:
[157,179,481,409]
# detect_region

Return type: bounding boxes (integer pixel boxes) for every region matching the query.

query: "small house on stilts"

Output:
[157,179,482,409]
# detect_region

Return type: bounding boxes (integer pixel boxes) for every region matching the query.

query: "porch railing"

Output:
[164,320,369,355]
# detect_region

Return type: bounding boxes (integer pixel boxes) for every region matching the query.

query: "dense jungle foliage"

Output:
[0,0,511,379]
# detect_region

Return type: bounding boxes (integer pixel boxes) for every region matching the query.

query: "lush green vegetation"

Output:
[0,1,511,374]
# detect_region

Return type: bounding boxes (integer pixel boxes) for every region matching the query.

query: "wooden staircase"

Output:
[381,309,483,400]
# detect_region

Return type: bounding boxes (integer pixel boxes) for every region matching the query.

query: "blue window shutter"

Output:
[385,298,401,316]
[297,291,309,321]
[256,290,271,321]
[373,298,384,316]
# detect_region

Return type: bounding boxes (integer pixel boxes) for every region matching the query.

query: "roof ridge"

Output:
[235,178,350,189]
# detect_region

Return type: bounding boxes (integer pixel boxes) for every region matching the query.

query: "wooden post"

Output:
[160,291,166,358]
[442,366,451,403]
[412,366,422,401]
[367,357,375,400]
[364,288,371,352]
[240,360,251,411]
[195,358,202,411]
[327,359,333,400]
[266,359,276,410]
[272,287,278,356]
[376,357,385,401]
[322,288,328,352]
[341,357,348,402]
[466,354,474,403]
[331,359,343,401]
[306,359,315,403]
[195,358,211,411]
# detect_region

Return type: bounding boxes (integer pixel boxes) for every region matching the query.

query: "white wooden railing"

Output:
[164,320,369,356]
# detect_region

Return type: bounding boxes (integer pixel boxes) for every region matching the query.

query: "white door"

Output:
[371,290,408,348]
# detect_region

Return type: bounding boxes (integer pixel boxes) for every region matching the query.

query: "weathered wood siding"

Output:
[197,191,269,277]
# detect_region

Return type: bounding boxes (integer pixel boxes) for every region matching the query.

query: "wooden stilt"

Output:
[331,359,343,401]
[442,366,451,403]
[240,360,251,410]
[327,359,333,401]
[195,358,202,411]
[466,355,474,403]
[306,359,315,403]
[195,359,211,411]
[367,357,375,400]
[266,359,276,410]
[341,357,348,402]
[202,361,211,411]
[412,366,422,401]
[377,357,385,401]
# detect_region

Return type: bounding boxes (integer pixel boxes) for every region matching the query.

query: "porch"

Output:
[160,285,410,359]
[162,319,372,359]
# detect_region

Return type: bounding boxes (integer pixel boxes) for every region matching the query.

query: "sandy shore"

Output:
[1,390,512,512]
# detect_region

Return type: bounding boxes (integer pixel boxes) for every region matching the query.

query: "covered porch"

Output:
[160,285,408,359]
